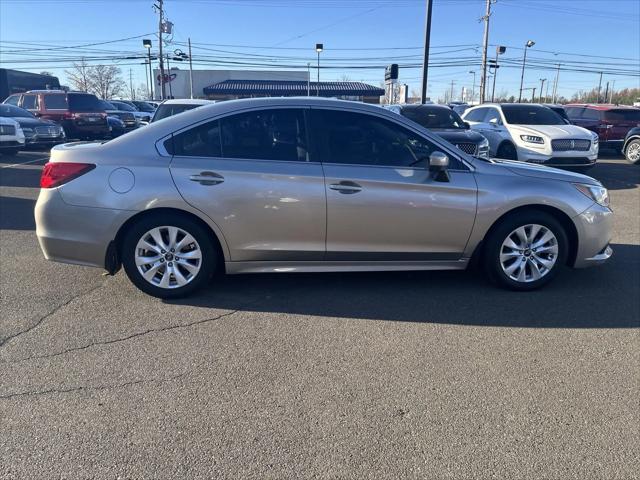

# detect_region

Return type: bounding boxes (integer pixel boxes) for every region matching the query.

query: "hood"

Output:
[495,159,600,185]
[0,117,20,127]
[14,117,55,128]
[430,128,486,144]
[509,124,593,139]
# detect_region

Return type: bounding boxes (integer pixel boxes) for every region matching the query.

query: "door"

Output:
[309,109,477,261]
[168,108,326,262]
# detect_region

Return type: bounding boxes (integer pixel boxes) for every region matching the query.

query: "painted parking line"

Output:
[0,156,49,169]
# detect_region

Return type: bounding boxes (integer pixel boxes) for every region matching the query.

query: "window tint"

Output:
[401,106,466,129]
[68,94,102,112]
[464,107,488,122]
[43,94,68,110]
[22,95,37,110]
[166,120,222,157]
[112,101,136,112]
[604,109,640,122]
[581,109,601,120]
[501,105,565,125]
[485,108,502,124]
[4,95,20,106]
[311,109,440,168]
[565,107,583,119]
[220,109,308,162]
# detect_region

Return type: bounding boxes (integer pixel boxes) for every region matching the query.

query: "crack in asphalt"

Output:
[0,282,106,349]
[0,371,190,400]
[7,301,258,365]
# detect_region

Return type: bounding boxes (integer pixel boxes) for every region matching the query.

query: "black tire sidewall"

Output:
[122,213,216,298]
[497,142,518,160]
[484,211,568,291]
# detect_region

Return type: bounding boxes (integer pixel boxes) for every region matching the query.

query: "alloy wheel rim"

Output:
[135,226,202,289]
[627,143,640,162]
[500,224,558,283]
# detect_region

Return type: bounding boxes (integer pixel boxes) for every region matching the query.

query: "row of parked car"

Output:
[387,102,640,168]
[0,90,160,155]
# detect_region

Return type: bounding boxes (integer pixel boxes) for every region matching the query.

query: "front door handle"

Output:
[189,171,224,186]
[329,181,362,194]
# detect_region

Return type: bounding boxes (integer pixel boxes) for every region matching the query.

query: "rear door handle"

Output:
[189,171,224,186]
[329,181,362,194]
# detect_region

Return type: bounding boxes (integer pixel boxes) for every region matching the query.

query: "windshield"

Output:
[401,106,466,129]
[99,100,115,110]
[502,105,566,125]
[152,103,201,122]
[112,101,136,112]
[0,104,35,118]
[603,109,640,122]
[68,94,103,112]
[133,101,155,112]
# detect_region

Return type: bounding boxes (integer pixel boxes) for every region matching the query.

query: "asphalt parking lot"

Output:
[1,150,638,479]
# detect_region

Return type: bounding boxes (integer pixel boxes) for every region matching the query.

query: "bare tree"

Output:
[88,65,126,99]
[64,59,92,92]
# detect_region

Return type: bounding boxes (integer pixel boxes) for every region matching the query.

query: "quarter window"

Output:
[166,120,222,157]
[311,109,441,168]
[21,95,37,110]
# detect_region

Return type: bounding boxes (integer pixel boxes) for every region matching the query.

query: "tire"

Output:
[483,211,568,291]
[121,213,216,298]
[496,142,518,160]
[624,139,640,165]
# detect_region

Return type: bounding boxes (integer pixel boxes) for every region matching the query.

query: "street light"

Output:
[315,43,323,97]
[491,45,506,102]
[468,71,476,104]
[518,40,535,102]
[143,39,153,100]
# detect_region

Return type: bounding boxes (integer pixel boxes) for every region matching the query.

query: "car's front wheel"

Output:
[624,139,640,165]
[122,213,216,298]
[483,211,568,291]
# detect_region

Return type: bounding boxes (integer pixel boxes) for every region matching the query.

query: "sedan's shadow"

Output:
[168,243,640,329]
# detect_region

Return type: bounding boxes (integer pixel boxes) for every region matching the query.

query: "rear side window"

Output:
[21,94,37,110]
[604,109,640,122]
[43,94,68,110]
[565,107,583,119]
[464,108,488,122]
[166,120,222,157]
[68,94,102,112]
[220,109,308,162]
[582,109,601,121]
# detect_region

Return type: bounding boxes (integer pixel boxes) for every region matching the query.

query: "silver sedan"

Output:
[35,98,613,298]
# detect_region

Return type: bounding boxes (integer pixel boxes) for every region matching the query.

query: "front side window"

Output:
[581,109,601,120]
[565,107,584,119]
[4,95,20,106]
[311,109,440,168]
[464,108,488,122]
[485,108,502,124]
[43,94,68,110]
[501,105,565,125]
[21,95,37,110]
[220,109,308,162]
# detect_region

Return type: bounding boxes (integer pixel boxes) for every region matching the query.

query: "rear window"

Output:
[68,93,102,112]
[502,105,565,125]
[603,109,640,122]
[152,104,201,122]
[43,94,68,110]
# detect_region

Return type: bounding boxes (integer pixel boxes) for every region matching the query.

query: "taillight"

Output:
[40,162,96,189]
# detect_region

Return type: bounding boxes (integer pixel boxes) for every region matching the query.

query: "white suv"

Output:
[0,117,25,156]
[462,103,599,172]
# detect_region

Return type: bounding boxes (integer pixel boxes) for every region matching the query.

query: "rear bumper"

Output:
[572,204,614,268]
[35,188,129,269]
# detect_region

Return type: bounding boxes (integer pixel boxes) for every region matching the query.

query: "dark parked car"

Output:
[98,100,138,131]
[107,116,126,138]
[0,104,65,149]
[565,104,640,151]
[385,104,489,159]
[130,100,156,113]
[3,90,109,140]
[622,127,640,164]
[111,100,151,123]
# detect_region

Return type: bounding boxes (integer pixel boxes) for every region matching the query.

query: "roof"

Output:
[203,79,384,97]
[159,99,215,105]
[564,103,639,110]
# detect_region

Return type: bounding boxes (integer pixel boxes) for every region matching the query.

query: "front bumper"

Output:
[35,188,129,269]
[572,203,614,268]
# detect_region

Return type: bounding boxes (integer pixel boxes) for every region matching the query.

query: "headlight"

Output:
[477,138,490,159]
[574,183,609,207]
[590,132,599,144]
[520,135,545,144]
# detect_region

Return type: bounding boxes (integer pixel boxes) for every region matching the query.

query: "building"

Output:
[153,68,384,103]
[0,69,60,101]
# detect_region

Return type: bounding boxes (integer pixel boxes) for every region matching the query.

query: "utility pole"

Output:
[469,71,476,104]
[129,69,134,100]
[604,81,609,105]
[307,63,310,96]
[479,0,493,104]
[597,71,603,103]
[188,37,194,99]
[518,40,535,102]
[166,54,173,99]
[155,0,166,100]
[552,63,560,103]
[531,87,536,103]
[420,0,434,104]
[450,80,455,102]
[539,78,546,103]
[610,80,615,103]
[545,79,550,103]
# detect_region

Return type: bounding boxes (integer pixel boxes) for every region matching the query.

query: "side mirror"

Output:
[489,118,499,125]
[464,121,471,130]
[429,151,450,182]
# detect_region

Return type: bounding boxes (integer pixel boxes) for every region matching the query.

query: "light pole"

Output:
[468,71,476,103]
[421,0,434,104]
[518,40,535,103]
[143,39,153,100]
[315,43,323,97]
[491,45,506,102]
[307,63,311,96]
[539,78,546,103]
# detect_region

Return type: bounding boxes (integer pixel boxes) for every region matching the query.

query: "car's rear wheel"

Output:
[122,213,216,298]
[624,139,640,165]
[483,211,568,291]
[497,142,518,160]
